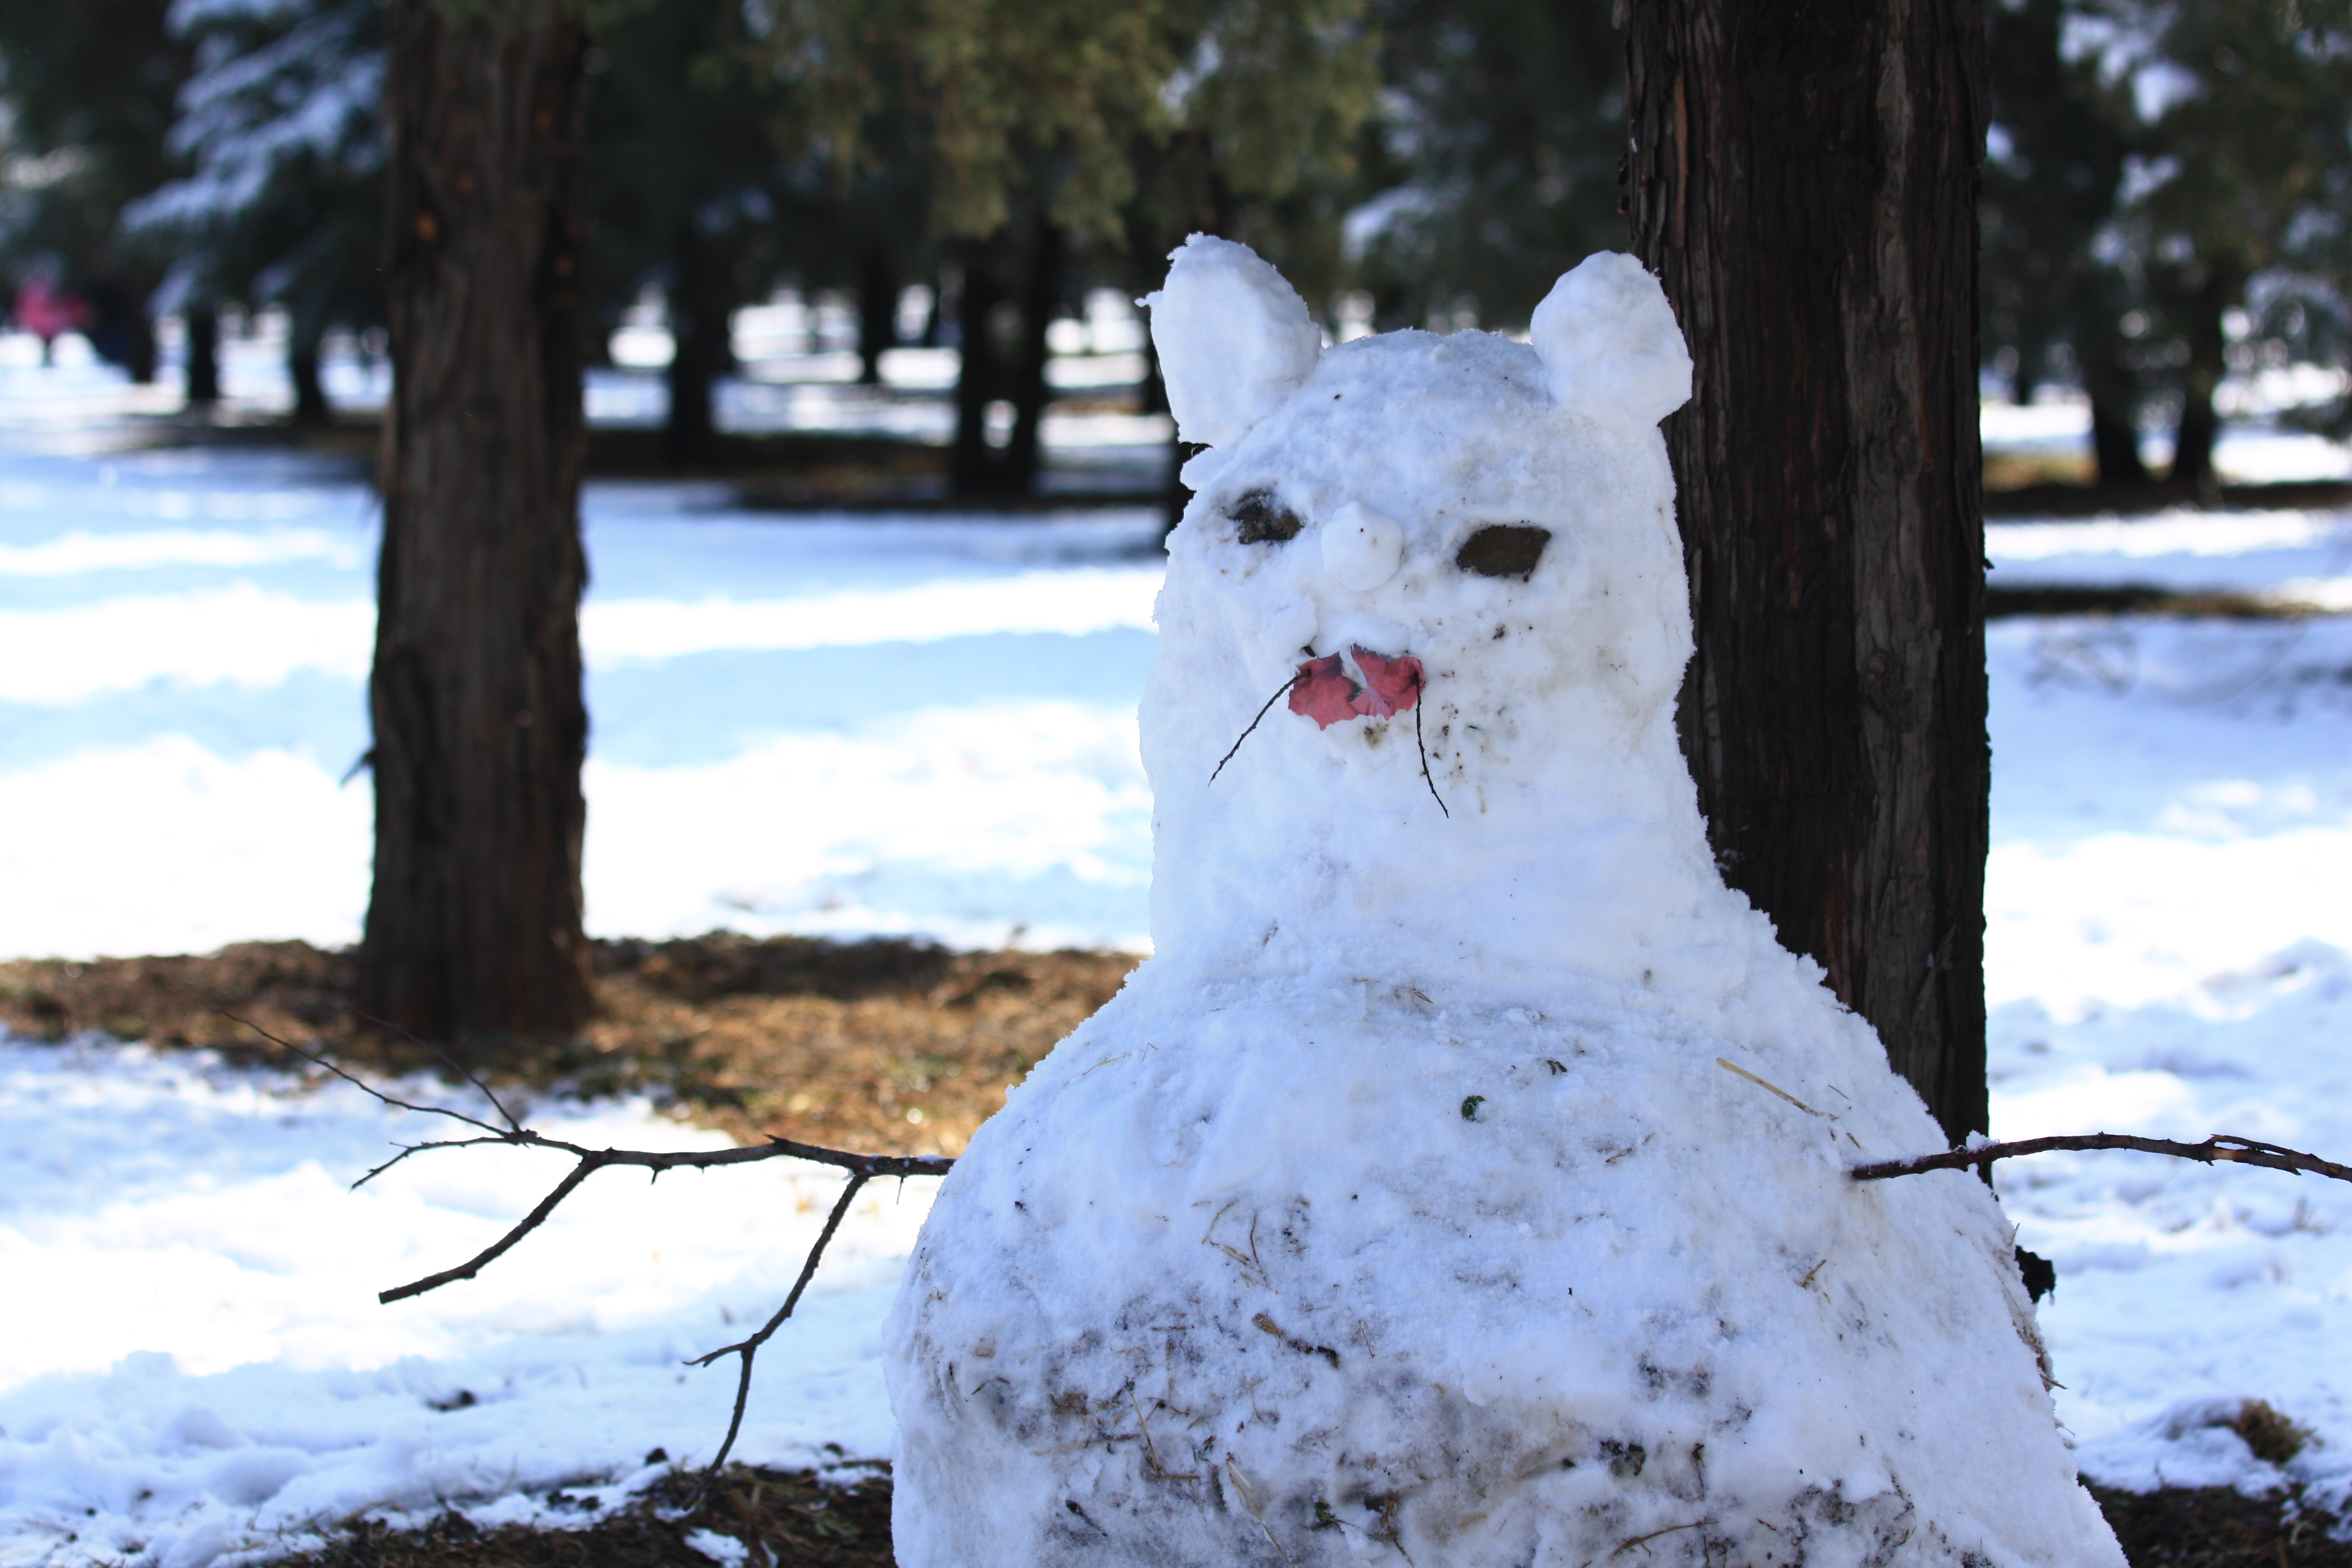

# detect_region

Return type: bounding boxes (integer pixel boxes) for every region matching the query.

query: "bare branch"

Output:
[214,1011,515,1140]
[210,1014,953,1304]
[351,1009,529,1134]
[379,1157,603,1303]
[354,1134,524,1188]
[211,1012,957,1486]
[1852,1133,2352,1185]
[689,1171,871,1479]
[374,1137,952,1305]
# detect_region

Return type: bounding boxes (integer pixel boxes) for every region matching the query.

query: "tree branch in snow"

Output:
[1850,1133,2352,1185]
[216,1013,950,1302]
[687,1170,872,1479]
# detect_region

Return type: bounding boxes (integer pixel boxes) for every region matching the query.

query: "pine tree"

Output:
[1351,0,1625,332]
[124,0,388,424]
[749,0,1378,497]
[585,0,799,466]
[1980,0,2149,484]
[0,1,192,381]
[2121,0,2352,490]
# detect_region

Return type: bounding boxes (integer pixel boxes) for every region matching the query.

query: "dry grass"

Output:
[1985,448,2099,492]
[0,933,1139,1157]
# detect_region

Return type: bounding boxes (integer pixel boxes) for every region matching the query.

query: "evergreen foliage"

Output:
[750,0,1378,248]
[127,0,388,421]
[0,0,192,379]
[1980,0,2352,486]
[1347,0,1624,333]
[585,0,801,462]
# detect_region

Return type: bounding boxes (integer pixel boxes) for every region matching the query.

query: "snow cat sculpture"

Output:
[884,236,2122,1568]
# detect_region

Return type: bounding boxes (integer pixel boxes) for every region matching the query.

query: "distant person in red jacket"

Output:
[14,277,92,366]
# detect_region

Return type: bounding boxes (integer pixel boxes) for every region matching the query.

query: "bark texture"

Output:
[361,0,593,1054]
[1626,0,1991,1144]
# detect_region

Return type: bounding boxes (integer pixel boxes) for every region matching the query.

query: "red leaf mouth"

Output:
[1287,646,1425,729]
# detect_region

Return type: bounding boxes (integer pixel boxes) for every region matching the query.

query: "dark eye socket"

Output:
[1227,489,1303,545]
[1456,524,1551,579]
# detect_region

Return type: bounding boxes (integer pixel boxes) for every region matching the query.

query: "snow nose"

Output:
[1288,646,1425,729]
[1321,502,1403,591]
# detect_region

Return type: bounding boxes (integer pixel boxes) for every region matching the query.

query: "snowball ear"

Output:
[1143,235,1322,449]
[1529,252,1694,433]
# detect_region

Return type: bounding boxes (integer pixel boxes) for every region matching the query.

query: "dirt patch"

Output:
[2090,1481,2351,1567]
[0,933,1139,1158]
[1985,584,2337,619]
[238,1464,2351,1568]
[1984,475,2352,518]
[262,1464,895,1568]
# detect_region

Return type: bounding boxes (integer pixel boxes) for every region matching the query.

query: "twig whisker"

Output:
[1414,698,1448,818]
[1211,672,1304,783]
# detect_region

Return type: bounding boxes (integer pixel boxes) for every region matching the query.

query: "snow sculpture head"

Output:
[1142,237,1710,984]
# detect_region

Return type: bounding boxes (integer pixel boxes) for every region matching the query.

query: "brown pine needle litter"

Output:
[0,934,1139,1158]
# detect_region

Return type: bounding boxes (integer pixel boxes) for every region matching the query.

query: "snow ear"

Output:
[1529,252,1693,433]
[1143,235,1321,449]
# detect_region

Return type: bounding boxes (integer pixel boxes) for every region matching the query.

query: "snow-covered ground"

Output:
[1981,379,2352,485]
[1,363,2349,1564]
[0,447,1163,958]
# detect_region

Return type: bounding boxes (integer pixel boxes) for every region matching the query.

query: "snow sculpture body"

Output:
[885,238,2121,1568]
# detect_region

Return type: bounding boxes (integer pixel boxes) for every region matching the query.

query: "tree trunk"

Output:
[288,309,331,426]
[857,251,897,384]
[361,0,594,1057]
[2169,270,2231,499]
[126,313,159,384]
[949,222,1059,499]
[1626,0,1992,1146]
[665,219,729,469]
[2086,386,2148,488]
[184,305,220,406]
[1002,219,1062,494]
[2008,341,2039,409]
[2068,264,2149,487]
[949,242,1006,497]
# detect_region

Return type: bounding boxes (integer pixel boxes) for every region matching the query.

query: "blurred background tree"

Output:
[3,0,2347,486]
[1347,0,1623,333]
[2123,0,2352,491]
[1980,0,2148,484]
[125,0,386,422]
[1978,0,2352,492]
[748,0,1380,497]
[586,0,797,466]
[0,1,191,382]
